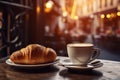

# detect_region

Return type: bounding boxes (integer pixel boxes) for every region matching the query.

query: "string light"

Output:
[100,14,105,18]
[111,13,115,18]
[106,14,111,18]
[117,12,120,16]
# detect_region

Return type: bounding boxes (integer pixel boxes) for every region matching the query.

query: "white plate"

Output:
[6,59,59,68]
[60,59,103,70]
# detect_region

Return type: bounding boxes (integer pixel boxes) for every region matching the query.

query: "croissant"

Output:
[10,44,57,64]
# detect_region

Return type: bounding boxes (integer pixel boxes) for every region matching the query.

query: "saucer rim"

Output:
[60,58,103,70]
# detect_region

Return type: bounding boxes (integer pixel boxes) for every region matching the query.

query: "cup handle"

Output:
[88,48,100,63]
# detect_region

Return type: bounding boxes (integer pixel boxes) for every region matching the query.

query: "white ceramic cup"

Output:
[67,43,100,66]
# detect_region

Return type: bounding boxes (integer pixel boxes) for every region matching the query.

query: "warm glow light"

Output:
[111,13,115,17]
[117,12,120,16]
[74,16,78,20]
[36,6,40,13]
[62,11,68,17]
[45,1,54,13]
[71,0,77,19]
[100,14,105,18]
[45,1,53,9]
[106,14,111,18]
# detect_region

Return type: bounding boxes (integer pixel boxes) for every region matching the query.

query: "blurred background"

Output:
[0,0,120,61]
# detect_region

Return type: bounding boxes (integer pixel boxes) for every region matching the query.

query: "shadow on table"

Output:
[4,65,59,80]
[6,65,59,73]
[59,69,103,80]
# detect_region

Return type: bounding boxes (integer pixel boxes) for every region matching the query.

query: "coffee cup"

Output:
[67,43,100,66]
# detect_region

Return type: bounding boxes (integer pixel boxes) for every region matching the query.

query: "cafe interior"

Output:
[0,0,120,61]
[0,0,120,80]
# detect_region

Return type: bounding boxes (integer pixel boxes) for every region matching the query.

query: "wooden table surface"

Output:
[0,56,120,80]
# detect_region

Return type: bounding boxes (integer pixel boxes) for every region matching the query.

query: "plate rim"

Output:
[6,58,59,67]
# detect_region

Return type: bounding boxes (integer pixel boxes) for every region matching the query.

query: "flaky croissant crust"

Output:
[10,44,57,64]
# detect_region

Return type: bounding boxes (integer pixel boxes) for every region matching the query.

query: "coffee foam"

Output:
[67,43,93,47]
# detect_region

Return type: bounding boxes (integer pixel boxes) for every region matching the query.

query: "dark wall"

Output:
[28,0,46,45]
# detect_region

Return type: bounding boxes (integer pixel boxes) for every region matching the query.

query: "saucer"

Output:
[60,59,103,70]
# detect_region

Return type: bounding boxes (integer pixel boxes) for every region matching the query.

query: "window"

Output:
[99,0,102,9]
[110,0,113,6]
[105,0,107,7]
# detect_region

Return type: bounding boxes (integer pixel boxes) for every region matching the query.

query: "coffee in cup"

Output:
[67,43,100,66]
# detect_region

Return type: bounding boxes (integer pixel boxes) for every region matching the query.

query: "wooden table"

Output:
[0,56,120,80]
